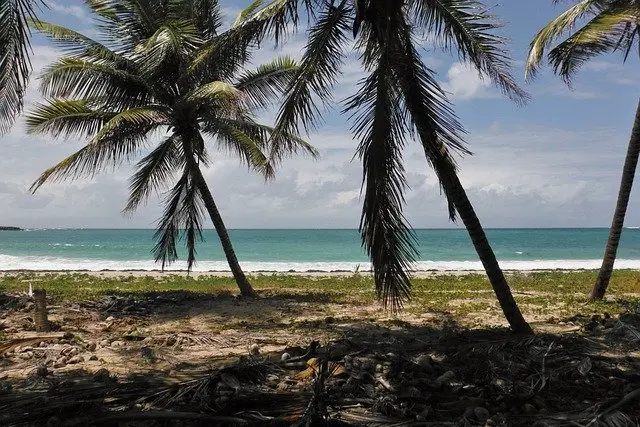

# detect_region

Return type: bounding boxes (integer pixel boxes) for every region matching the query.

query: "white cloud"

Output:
[48,0,87,20]
[441,62,494,101]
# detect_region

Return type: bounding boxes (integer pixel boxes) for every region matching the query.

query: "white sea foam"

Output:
[1,253,640,272]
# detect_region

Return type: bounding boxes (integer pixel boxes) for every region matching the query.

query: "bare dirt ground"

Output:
[1,277,640,426]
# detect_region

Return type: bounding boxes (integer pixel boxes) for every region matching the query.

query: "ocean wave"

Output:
[1,254,640,272]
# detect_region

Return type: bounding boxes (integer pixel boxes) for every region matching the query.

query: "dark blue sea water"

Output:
[1,228,640,271]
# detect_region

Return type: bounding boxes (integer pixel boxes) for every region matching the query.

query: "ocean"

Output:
[1,228,640,272]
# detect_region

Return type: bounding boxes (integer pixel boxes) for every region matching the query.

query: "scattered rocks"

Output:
[164,336,177,347]
[99,339,110,348]
[89,355,98,361]
[249,343,260,356]
[67,356,84,364]
[86,342,97,351]
[53,356,68,368]
[110,340,126,347]
[280,352,291,361]
[18,351,33,360]
[62,332,74,340]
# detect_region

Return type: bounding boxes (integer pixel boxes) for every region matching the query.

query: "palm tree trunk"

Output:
[591,99,640,301]
[195,171,256,297]
[450,175,533,335]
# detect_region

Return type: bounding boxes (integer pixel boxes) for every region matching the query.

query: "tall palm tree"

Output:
[230,0,533,333]
[24,0,316,295]
[526,0,640,301]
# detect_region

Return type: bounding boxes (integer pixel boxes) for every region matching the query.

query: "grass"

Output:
[1,271,640,326]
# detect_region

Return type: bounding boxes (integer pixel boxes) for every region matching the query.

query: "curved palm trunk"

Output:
[591,99,640,301]
[451,175,533,334]
[195,171,256,297]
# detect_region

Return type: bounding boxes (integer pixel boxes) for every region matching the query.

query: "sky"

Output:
[1,0,639,229]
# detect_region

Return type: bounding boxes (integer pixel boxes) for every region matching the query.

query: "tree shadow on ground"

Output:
[2,315,640,427]
[74,289,344,323]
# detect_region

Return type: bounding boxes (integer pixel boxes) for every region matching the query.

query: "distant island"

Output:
[0,226,22,231]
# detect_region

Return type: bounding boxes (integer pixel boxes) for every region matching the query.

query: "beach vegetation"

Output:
[526,0,640,301]
[23,0,316,296]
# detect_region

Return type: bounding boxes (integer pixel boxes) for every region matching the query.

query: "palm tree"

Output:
[0,0,43,133]
[230,0,533,333]
[24,0,316,296]
[526,0,640,301]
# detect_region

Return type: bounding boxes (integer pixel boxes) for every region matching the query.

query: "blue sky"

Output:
[1,0,639,228]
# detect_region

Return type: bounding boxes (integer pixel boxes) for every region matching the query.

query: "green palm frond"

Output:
[91,106,169,144]
[233,0,264,28]
[30,121,152,192]
[238,0,298,44]
[25,99,116,138]
[154,161,205,272]
[344,34,416,311]
[525,0,603,79]
[409,0,528,102]
[125,135,183,212]
[235,56,298,110]
[547,6,639,82]
[133,21,202,73]
[187,81,241,103]
[0,0,42,133]
[154,171,189,269]
[208,121,274,178]
[30,19,124,64]
[270,0,351,163]
[168,0,222,38]
[40,58,151,108]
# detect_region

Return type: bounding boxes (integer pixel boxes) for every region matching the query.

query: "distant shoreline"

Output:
[1,268,634,280]
[0,226,22,231]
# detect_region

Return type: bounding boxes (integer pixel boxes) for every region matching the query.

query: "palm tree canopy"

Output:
[26,0,317,271]
[0,0,44,133]
[526,0,640,82]
[225,0,527,309]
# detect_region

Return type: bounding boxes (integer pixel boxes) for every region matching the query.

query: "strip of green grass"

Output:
[1,271,639,323]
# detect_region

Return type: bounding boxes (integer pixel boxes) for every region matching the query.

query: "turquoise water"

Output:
[1,228,640,271]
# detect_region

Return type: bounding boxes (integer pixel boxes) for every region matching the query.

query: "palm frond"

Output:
[169,0,222,38]
[39,58,151,109]
[0,0,41,133]
[233,0,264,28]
[344,35,416,311]
[409,0,528,102]
[29,121,152,192]
[270,0,351,163]
[238,0,299,44]
[90,106,169,144]
[154,154,205,272]
[30,19,124,64]
[205,119,274,178]
[235,56,298,110]
[133,21,202,73]
[547,6,639,82]
[187,81,241,103]
[525,0,603,79]
[25,99,116,138]
[153,171,188,269]
[125,135,183,212]
[392,15,468,220]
